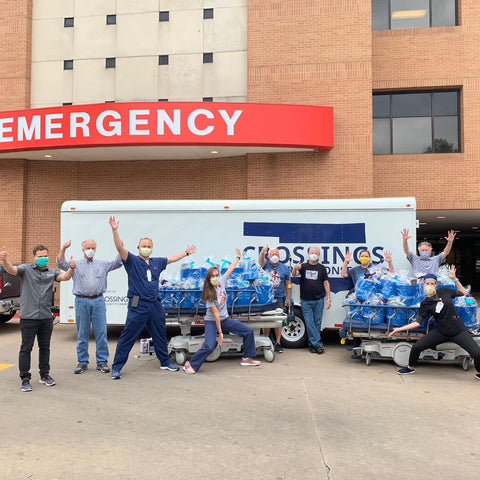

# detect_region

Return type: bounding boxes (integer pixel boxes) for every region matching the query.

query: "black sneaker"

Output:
[309,346,317,353]
[274,342,284,353]
[96,363,110,373]
[397,367,415,375]
[74,363,88,374]
[39,375,56,386]
[315,345,325,354]
[21,379,32,392]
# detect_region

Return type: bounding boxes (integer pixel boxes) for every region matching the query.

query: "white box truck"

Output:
[59,198,417,348]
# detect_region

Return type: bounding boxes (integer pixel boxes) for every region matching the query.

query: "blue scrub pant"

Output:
[189,318,257,372]
[301,298,325,348]
[74,296,109,365]
[112,298,170,372]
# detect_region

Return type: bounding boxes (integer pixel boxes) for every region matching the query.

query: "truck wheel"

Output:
[0,312,15,324]
[281,307,308,349]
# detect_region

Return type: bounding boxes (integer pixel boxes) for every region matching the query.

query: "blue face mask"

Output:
[35,257,49,268]
[420,252,430,259]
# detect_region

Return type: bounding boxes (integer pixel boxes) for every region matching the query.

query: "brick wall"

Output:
[0,1,31,261]
[247,0,374,198]
[372,2,480,210]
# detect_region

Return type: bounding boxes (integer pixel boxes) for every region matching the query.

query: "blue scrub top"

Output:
[123,252,167,301]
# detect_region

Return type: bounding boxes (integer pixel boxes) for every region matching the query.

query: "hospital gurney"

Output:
[146,288,286,364]
[341,302,480,369]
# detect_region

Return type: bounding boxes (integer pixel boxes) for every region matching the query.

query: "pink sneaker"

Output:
[240,357,261,367]
[183,361,196,374]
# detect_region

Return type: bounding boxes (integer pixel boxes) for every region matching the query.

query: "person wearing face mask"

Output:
[341,249,395,287]
[108,216,197,379]
[0,244,75,392]
[292,246,331,354]
[401,228,456,278]
[389,269,480,380]
[258,245,291,352]
[183,249,260,374]
[57,238,123,375]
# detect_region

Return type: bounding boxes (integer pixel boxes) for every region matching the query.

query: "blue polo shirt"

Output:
[123,252,167,301]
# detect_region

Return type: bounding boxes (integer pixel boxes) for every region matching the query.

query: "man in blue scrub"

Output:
[108,216,197,379]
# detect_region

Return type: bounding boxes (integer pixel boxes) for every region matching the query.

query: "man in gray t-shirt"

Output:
[0,244,75,392]
[401,228,456,278]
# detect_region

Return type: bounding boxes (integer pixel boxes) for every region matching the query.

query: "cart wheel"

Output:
[462,357,471,371]
[392,342,412,367]
[365,352,372,366]
[206,345,221,362]
[175,351,187,366]
[263,348,275,363]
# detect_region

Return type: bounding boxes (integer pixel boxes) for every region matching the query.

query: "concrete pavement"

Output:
[1,319,480,480]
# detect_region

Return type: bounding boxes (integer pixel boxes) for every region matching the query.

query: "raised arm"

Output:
[0,246,18,276]
[108,216,128,261]
[383,251,395,273]
[56,239,71,270]
[441,230,457,260]
[401,228,411,257]
[224,248,242,278]
[258,245,268,268]
[341,250,352,279]
[446,264,466,295]
[166,244,197,265]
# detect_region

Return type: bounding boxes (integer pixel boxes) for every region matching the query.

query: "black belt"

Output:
[75,294,103,299]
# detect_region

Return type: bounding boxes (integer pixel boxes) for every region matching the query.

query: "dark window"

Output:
[203,97,213,102]
[159,55,169,65]
[64,17,74,28]
[105,100,115,103]
[106,14,116,25]
[106,58,116,68]
[373,90,460,154]
[159,11,169,22]
[64,60,73,70]
[158,99,168,102]
[62,102,73,106]
[372,0,457,31]
[203,53,213,63]
[204,8,214,19]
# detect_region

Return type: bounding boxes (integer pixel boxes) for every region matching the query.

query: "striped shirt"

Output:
[57,256,122,296]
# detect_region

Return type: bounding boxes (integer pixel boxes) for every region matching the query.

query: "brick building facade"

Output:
[1,1,479,283]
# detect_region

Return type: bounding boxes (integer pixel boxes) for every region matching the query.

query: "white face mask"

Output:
[309,253,319,262]
[84,249,95,259]
[270,255,279,264]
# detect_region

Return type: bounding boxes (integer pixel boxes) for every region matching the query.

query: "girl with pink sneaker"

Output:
[183,248,261,374]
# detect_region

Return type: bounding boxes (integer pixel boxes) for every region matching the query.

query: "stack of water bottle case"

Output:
[158,258,274,313]
[347,266,479,333]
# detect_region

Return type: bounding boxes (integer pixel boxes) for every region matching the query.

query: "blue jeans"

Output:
[112,298,170,372]
[301,298,325,348]
[189,318,257,372]
[75,296,109,365]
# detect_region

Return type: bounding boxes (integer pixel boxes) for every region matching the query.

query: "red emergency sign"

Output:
[0,102,333,153]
